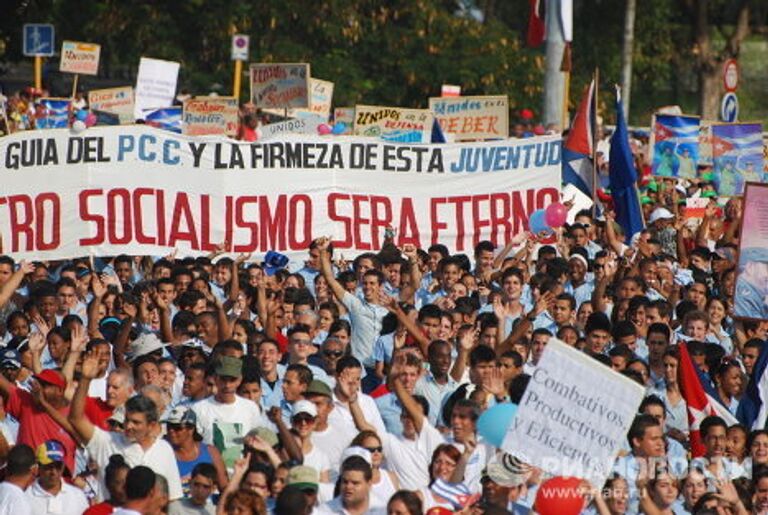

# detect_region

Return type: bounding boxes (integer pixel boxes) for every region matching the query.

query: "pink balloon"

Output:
[85,112,97,127]
[317,123,332,135]
[545,202,569,228]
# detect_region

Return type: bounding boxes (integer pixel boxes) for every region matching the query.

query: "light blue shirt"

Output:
[341,292,389,368]
[415,371,459,427]
[372,333,395,366]
[260,363,287,410]
[375,393,404,437]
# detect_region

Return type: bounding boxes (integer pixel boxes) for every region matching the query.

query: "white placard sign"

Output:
[134,57,180,120]
[501,339,645,485]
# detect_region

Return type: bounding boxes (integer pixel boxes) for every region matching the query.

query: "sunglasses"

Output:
[324,350,344,358]
[292,415,315,425]
[364,446,383,453]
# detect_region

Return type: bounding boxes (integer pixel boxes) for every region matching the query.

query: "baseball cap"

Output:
[36,440,65,465]
[214,356,243,378]
[34,369,67,389]
[0,348,21,369]
[305,380,332,398]
[163,406,198,426]
[263,251,289,276]
[648,207,674,224]
[245,427,279,448]
[287,465,319,492]
[128,333,166,362]
[340,446,372,466]
[292,400,318,419]
[483,453,532,487]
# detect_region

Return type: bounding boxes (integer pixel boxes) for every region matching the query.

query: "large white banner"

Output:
[502,339,645,486]
[0,126,561,261]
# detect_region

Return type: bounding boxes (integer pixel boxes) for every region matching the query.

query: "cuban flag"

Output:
[738,340,768,430]
[144,107,182,133]
[37,98,71,129]
[562,79,595,196]
[711,122,764,195]
[678,342,738,457]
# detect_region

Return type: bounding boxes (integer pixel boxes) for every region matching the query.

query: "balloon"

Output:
[545,202,569,228]
[317,123,332,135]
[331,122,346,135]
[85,112,97,127]
[75,109,88,121]
[71,120,86,133]
[528,209,551,235]
[535,476,587,515]
[476,403,518,447]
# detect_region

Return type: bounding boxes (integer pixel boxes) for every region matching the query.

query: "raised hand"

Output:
[32,314,51,338]
[18,260,35,275]
[482,367,506,399]
[80,351,100,380]
[70,324,88,353]
[27,331,46,355]
[91,273,107,299]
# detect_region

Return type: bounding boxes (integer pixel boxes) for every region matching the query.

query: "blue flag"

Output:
[609,88,644,242]
[738,340,768,429]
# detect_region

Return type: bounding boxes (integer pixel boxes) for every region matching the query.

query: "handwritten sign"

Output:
[264,78,334,123]
[88,87,134,124]
[250,63,310,109]
[182,97,239,137]
[134,57,180,120]
[501,338,644,486]
[259,117,324,140]
[429,95,508,141]
[59,41,101,75]
[354,105,433,143]
[333,107,355,135]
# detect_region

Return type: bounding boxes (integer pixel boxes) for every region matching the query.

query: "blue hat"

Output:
[263,251,289,276]
[0,348,21,369]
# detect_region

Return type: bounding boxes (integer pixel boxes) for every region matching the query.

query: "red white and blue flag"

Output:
[562,80,595,196]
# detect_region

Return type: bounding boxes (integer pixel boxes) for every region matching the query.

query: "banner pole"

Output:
[233,60,242,102]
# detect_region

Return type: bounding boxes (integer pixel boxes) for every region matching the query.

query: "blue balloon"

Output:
[332,122,346,135]
[75,109,88,121]
[477,402,518,447]
[528,209,551,235]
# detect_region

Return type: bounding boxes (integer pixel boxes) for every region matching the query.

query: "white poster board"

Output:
[134,57,180,120]
[502,339,645,485]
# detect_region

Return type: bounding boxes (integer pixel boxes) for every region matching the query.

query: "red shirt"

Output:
[83,502,115,515]
[5,384,77,474]
[85,397,114,430]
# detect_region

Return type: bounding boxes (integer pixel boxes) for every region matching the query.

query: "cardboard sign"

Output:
[134,57,180,120]
[333,107,355,135]
[249,63,310,109]
[502,338,645,485]
[59,41,100,75]
[264,78,334,123]
[259,118,324,140]
[88,87,134,124]
[734,183,768,321]
[182,97,239,137]
[353,105,433,143]
[429,95,509,141]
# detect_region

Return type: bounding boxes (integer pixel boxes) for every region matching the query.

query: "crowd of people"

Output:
[1,81,767,515]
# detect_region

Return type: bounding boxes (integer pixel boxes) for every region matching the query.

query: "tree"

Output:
[681,0,750,119]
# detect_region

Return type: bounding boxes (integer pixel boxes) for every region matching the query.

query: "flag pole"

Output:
[592,67,599,211]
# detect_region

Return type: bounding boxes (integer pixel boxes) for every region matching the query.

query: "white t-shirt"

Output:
[381,422,445,490]
[0,482,32,515]
[191,395,265,445]
[329,392,386,438]
[312,423,356,473]
[304,444,332,476]
[314,496,387,515]
[86,426,183,501]
[25,480,89,515]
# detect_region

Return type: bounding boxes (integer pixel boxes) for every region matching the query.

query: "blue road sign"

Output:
[23,24,55,57]
[720,92,739,123]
